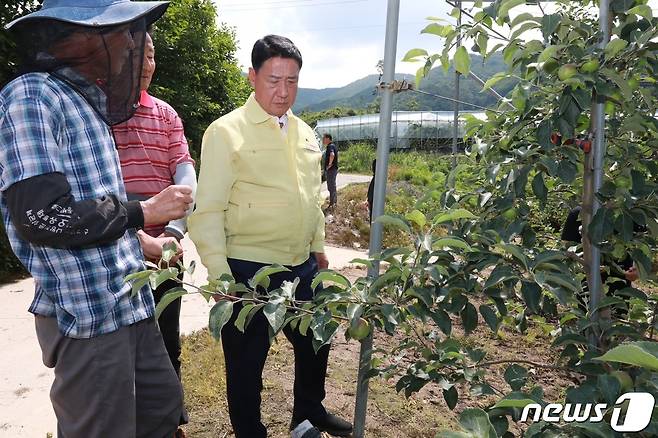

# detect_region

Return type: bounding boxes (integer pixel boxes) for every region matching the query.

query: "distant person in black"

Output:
[323,133,338,210]
[561,206,638,297]
[367,159,376,223]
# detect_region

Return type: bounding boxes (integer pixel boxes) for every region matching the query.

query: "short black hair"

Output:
[251,34,302,72]
[323,133,332,141]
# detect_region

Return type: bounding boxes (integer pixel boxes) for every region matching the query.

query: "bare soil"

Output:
[180,265,571,437]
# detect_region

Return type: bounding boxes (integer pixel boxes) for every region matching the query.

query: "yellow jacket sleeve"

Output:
[188,123,233,281]
[310,188,325,253]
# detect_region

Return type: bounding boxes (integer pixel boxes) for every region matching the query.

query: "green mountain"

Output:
[294,54,513,113]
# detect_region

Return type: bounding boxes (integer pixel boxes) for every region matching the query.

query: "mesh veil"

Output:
[11,18,146,126]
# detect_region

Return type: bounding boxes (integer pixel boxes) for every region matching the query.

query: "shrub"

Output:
[0,222,27,283]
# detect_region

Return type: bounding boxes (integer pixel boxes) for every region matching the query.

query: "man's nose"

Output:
[277,82,289,98]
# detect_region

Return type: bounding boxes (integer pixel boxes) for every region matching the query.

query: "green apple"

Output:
[542,58,559,74]
[558,64,578,81]
[502,207,518,221]
[580,59,600,74]
[348,317,371,340]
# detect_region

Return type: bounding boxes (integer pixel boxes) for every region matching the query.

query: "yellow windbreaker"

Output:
[188,94,325,281]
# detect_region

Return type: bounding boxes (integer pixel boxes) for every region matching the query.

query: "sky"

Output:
[214,0,658,90]
[214,0,453,89]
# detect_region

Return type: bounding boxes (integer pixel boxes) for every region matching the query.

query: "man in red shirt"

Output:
[113,30,197,438]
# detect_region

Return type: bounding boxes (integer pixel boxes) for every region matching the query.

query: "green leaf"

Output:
[311,271,350,290]
[375,214,411,233]
[124,269,152,282]
[381,303,400,334]
[461,302,478,335]
[484,265,516,290]
[421,22,453,37]
[604,39,628,61]
[628,4,652,20]
[431,309,452,335]
[493,398,536,409]
[510,21,540,40]
[498,244,529,270]
[588,207,614,244]
[370,268,402,292]
[434,208,477,224]
[521,281,542,313]
[556,157,577,183]
[234,303,255,333]
[537,44,562,63]
[433,237,472,251]
[150,267,178,290]
[405,209,427,228]
[349,258,374,269]
[209,300,234,341]
[541,14,561,40]
[498,0,525,21]
[263,301,287,333]
[594,342,658,371]
[504,364,528,390]
[161,241,179,264]
[127,270,152,297]
[249,264,290,290]
[154,287,187,320]
[510,12,535,28]
[459,408,497,438]
[479,305,499,333]
[402,48,428,62]
[408,287,435,308]
[298,314,312,336]
[531,173,548,206]
[482,72,507,91]
[454,46,471,75]
[443,386,459,410]
[186,260,196,275]
[601,67,633,99]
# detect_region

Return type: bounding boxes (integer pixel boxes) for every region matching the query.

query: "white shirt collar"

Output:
[276,114,289,135]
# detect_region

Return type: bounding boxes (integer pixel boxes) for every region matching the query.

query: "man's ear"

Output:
[248,67,256,88]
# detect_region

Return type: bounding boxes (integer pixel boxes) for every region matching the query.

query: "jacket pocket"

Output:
[236,200,292,244]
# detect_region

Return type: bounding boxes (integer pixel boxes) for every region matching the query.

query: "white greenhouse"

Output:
[315,111,486,150]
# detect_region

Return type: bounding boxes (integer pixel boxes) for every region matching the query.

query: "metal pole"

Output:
[353,1,399,436]
[451,0,462,169]
[583,0,610,338]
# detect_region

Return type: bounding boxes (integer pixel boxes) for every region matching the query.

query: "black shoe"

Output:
[300,426,323,438]
[292,413,353,437]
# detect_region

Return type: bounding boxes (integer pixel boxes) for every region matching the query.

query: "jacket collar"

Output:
[245,92,293,124]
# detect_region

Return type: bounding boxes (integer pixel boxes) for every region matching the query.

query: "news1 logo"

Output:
[520,392,655,432]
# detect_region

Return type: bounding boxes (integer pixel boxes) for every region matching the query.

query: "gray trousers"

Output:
[326,167,338,206]
[35,315,184,438]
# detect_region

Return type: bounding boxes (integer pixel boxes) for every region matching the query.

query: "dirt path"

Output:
[321,173,371,200]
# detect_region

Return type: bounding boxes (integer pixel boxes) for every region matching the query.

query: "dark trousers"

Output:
[326,167,338,207]
[222,256,330,438]
[153,277,189,426]
[35,316,183,438]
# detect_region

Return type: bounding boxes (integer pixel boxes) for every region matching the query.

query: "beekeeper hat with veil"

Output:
[5,0,170,125]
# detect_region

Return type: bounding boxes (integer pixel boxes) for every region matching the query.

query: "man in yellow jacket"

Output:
[189,35,352,438]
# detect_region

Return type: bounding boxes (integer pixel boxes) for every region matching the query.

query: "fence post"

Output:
[352,1,399,436]
[582,0,610,343]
